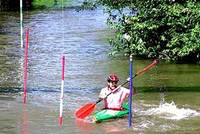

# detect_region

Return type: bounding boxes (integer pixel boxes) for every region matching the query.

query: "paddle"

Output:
[75,59,159,119]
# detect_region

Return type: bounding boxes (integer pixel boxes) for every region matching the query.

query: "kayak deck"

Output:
[93,103,129,123]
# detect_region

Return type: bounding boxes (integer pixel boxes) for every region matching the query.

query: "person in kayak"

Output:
[98,74,130,111]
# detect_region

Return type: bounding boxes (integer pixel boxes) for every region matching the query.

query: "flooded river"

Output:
[0,7,200,134]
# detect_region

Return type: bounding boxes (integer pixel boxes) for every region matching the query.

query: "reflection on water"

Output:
[22,104,29,134]
[0,9,111,92]
[0,6,200,134]
[0,11,23,91]
[75,119,96,133]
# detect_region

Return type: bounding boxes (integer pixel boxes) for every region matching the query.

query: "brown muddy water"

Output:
[0,8,200,134]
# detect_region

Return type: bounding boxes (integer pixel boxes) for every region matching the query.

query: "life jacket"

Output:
[99,86,130,110]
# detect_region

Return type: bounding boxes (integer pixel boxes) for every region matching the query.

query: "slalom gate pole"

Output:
[59,56,65,127]
[20,0,23,48]
[23,28,29,104]
[128,54,133,127]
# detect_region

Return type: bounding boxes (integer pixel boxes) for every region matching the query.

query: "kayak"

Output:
[93,103,129,123]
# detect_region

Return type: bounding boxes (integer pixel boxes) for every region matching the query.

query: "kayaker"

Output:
[99,74,130,110]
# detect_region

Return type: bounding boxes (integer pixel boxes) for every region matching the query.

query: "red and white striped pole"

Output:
[59,56,65,127]
[23,28,29,104]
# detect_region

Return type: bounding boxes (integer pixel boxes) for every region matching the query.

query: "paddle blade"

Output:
[136,59,158,76]
[75,103,96,119]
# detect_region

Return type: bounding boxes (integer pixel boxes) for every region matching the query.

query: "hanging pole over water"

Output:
[23,28,29,104]
[59,56,65,127]
[128,54,133,127]
[20,0,23,48]
[59,0,65,127]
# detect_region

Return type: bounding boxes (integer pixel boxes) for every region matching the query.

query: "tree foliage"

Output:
[93,0,200,63]
[0,0,32,11]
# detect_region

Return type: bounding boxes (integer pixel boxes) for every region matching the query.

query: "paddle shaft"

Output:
[95,59,158,104]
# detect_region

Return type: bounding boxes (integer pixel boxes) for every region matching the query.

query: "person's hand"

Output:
[126,77,130,81]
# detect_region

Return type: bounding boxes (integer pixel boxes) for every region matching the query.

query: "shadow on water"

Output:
[139,86,200,92]
[0,87,21,93]
[0,86,99,95]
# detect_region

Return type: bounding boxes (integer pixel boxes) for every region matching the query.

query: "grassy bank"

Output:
[32,0,75,9]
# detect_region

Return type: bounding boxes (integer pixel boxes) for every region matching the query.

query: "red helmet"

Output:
[107,74,119,83]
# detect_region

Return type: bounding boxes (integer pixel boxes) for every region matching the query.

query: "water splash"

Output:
[137,120,154,129]
[143,101,200,120]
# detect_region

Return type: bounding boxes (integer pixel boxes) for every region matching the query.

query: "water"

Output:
[143,101,199,120]
[0,7,200,134]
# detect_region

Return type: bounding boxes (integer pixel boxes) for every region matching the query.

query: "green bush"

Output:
[96,0,200,63]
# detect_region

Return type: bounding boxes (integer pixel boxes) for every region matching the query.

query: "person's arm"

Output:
[95,88,105,104]
[123,86,137,95]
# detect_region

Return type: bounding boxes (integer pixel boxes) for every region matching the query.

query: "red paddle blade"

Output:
[136,59,158,76]
[75,103,96,119]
